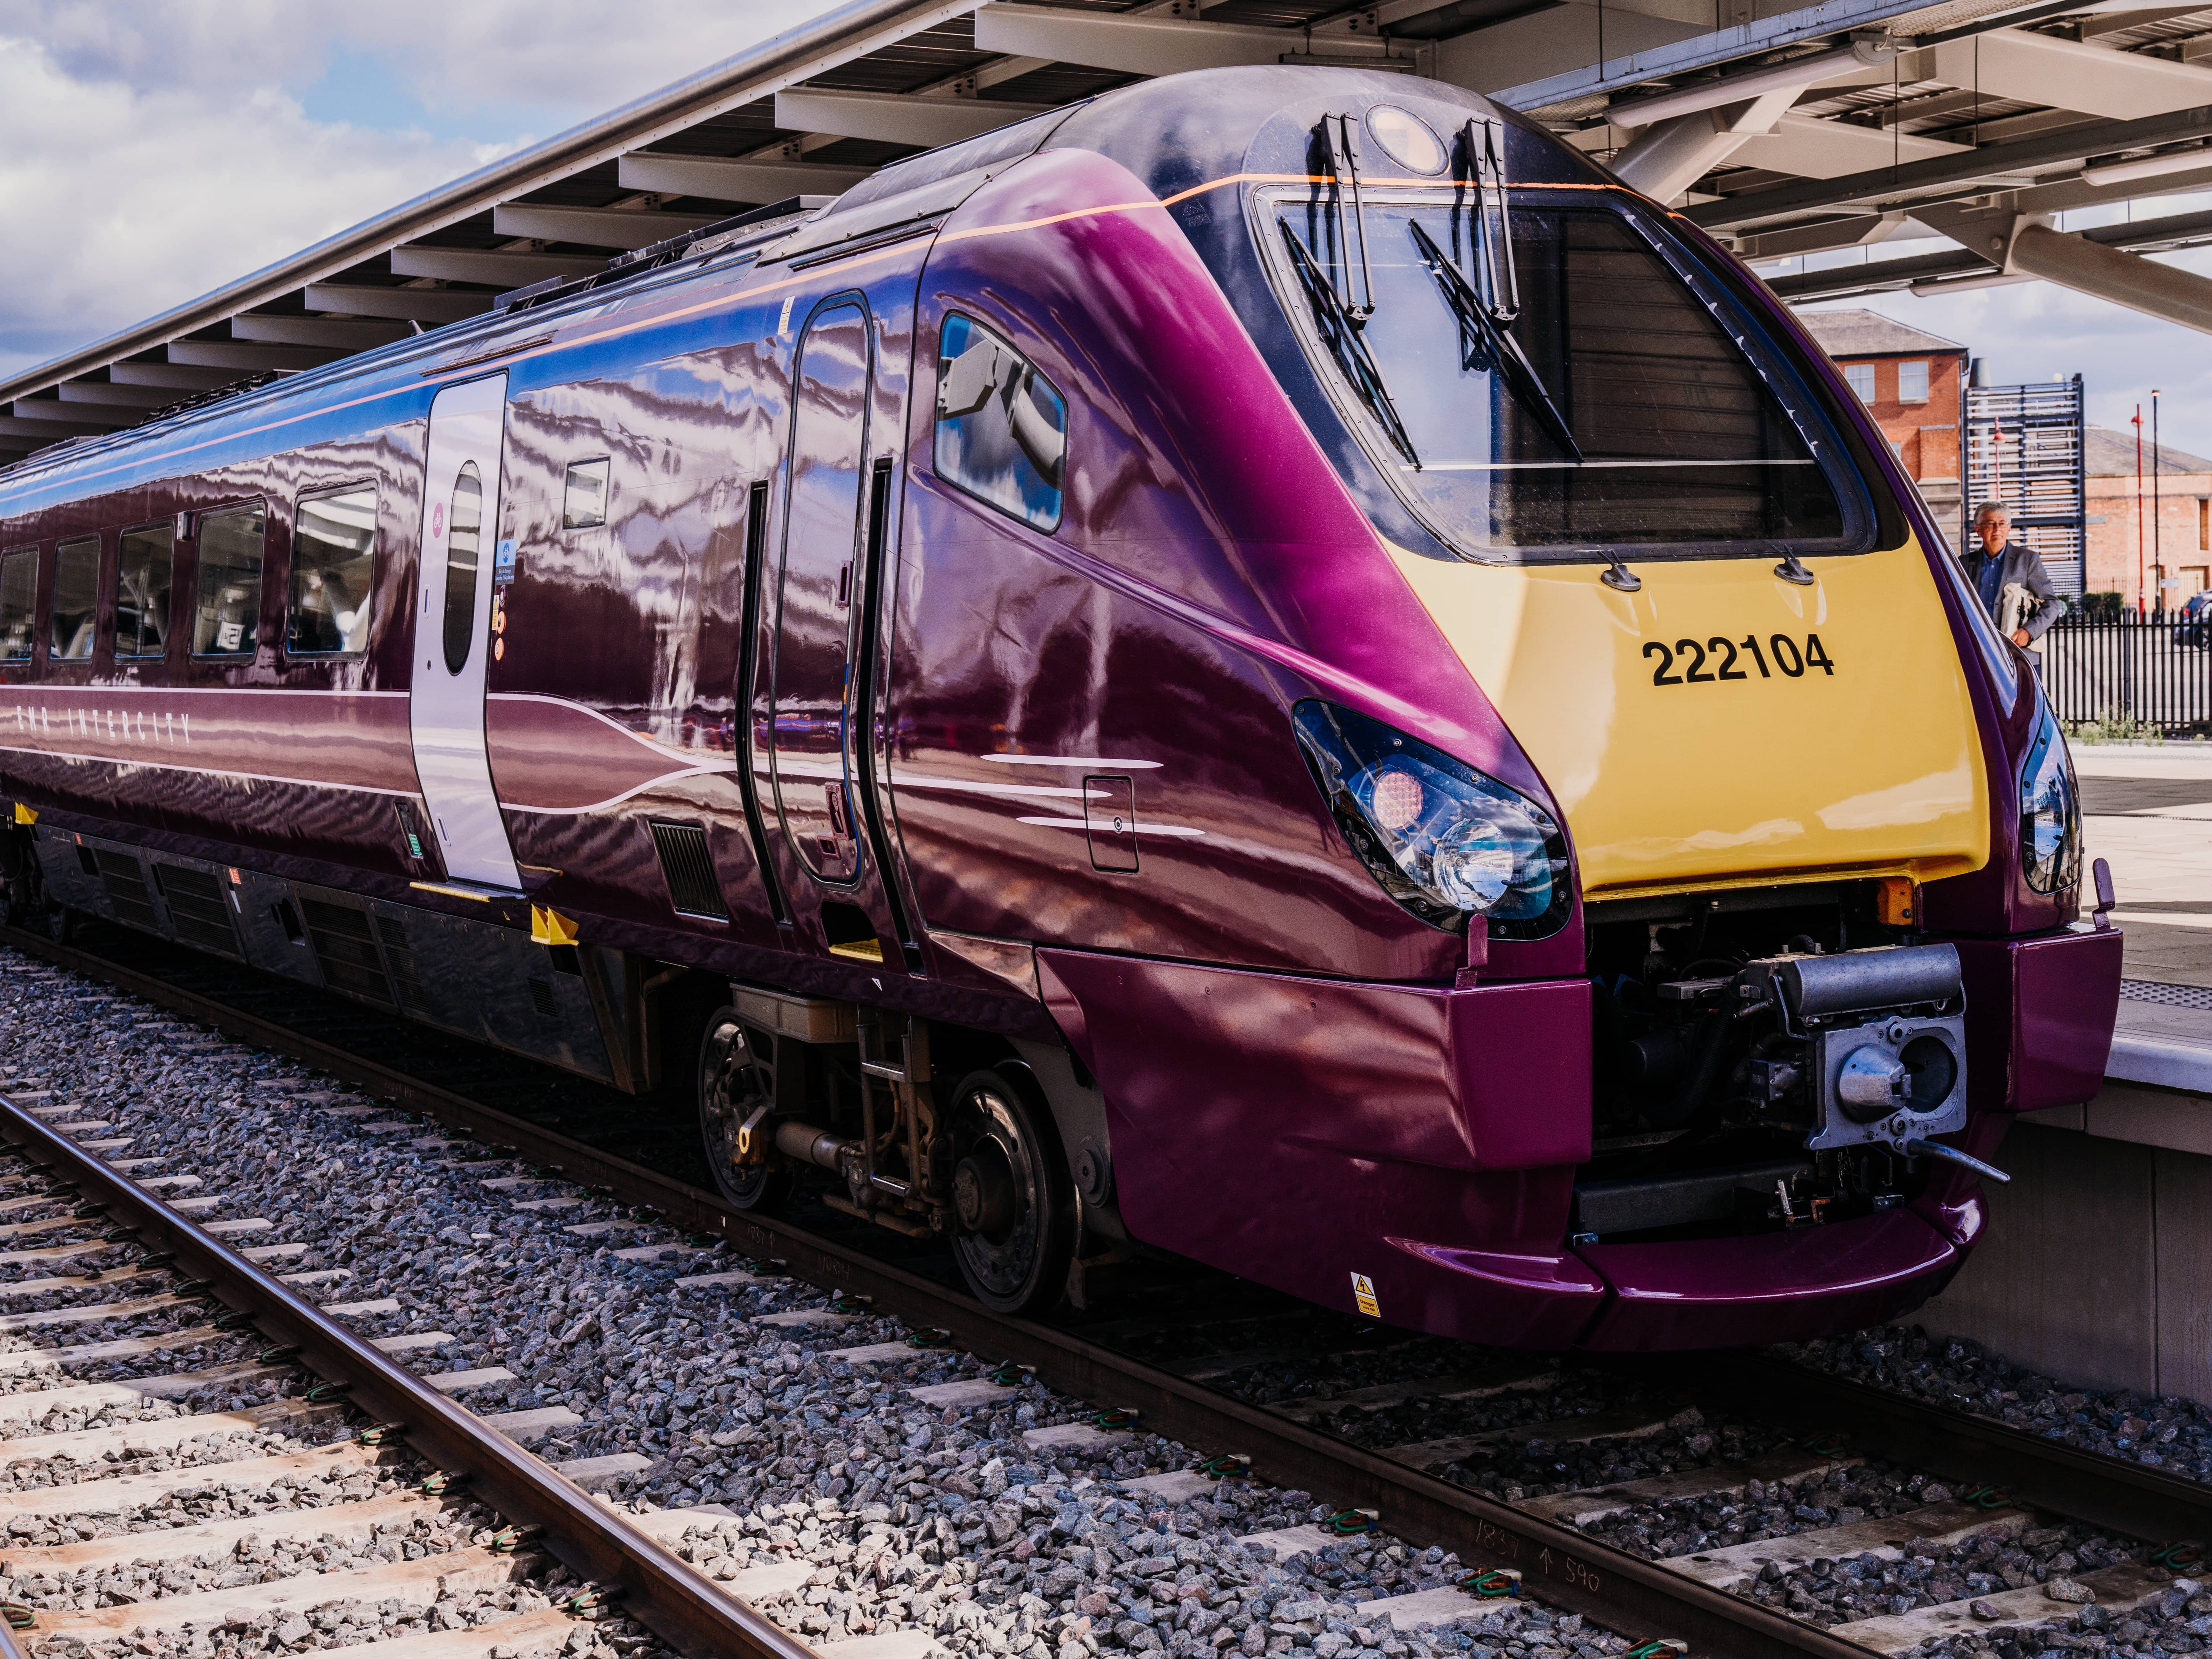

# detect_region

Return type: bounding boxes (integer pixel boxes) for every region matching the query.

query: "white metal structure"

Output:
[0,0,2203,462]
[410,375,523,893]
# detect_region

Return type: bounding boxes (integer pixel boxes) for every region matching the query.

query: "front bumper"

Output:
[1036,925,2120,1351]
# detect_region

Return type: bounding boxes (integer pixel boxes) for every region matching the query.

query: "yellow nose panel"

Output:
[1388,539,1990,900]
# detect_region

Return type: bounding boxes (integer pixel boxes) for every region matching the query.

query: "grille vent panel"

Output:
[649,822,729,920]
[92,849,159,932]
[301,897,393,1007]
[528,977,559,1019]
[152,865,239,956]
[375,914,428,1012]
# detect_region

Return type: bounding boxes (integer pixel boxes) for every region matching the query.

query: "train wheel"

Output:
[697,1010,791,1213]
[947,1066,1074,1315]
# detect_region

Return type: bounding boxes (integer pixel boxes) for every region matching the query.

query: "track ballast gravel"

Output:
[0,948,1637,1659]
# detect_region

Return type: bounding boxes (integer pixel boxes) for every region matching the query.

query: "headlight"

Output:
[1292,700,1571,939]
[2018,703,2080,895]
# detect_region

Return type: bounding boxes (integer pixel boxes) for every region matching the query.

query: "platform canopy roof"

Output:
[1,0,2205,461]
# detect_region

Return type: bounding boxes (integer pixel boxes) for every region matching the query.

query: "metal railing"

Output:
[2042,612,2210,737]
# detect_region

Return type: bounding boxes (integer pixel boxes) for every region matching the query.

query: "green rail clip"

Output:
[1461,1570,1516,1599]
[1324,1509,1380,1536]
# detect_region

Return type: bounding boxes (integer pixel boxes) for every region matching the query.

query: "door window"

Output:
[562,459,609,528]
[773,303,871,881]
[115,524,173,659]
[49,537,99,660]
[443,464,483,675]
[192,505,265,656]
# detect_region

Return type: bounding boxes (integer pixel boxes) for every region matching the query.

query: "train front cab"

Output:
[993,71,2124,1351]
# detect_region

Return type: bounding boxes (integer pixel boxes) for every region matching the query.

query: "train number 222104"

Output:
[1643,633,1835,687]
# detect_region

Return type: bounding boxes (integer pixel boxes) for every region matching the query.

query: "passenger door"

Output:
[409,375,523,891]
[767,299,914,962]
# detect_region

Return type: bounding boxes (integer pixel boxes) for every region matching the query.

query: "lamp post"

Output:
[2151,389,2163,615]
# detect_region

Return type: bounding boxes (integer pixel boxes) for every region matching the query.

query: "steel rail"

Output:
[1691,1354,2212,1545]
[8,922,2205,1654]
[0,1083,828,1659]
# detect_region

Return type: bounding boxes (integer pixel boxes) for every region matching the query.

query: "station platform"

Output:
[1915,743,2211,1406]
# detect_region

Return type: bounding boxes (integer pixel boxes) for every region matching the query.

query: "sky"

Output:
[0,1,828,379]
[0,0,2205,458]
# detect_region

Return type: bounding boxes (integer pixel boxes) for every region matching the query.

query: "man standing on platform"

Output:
[1963,502,2059,650]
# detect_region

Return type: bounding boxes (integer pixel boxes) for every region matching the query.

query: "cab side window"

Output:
[288,486,376,656]
[49,537,101,661]
[192,504,265,657]
[115,523,174,660]
[0,548,35,662]
[933,313,1066,533]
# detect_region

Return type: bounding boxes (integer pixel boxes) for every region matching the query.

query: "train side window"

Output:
[288,486,376,656]
[191,504,266,657]
[115,523,174,659]
[48,537,100,660]
[443,463,483,674]
[934,313,1066,533]
[563,458,609,529]
[0,548,35,662]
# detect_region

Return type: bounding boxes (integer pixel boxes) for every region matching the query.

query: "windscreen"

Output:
[1272,196,1849,558]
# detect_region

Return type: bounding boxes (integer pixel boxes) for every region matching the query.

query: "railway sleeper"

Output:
[1660,1501,2033,1589]
[1830,1560,2176,1653]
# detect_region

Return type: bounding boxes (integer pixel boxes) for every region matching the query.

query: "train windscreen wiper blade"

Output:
[1408,217,1582,464]
[1466,117,1522,327]
[1323,113,1377,326]
[1281,221,1419,467]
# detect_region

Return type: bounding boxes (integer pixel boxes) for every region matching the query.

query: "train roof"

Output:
[0,64,1610,519]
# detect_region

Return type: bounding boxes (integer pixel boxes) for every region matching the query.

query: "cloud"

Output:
[0,1,833,116]
[0,35,500,377]
[0,0,835,385]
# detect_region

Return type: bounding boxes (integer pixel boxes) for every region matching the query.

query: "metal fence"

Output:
[2042,613,2210,737]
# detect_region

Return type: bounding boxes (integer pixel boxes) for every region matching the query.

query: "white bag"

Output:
[1998,581,2038,639]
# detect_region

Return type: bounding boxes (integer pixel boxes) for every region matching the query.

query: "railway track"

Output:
[1,921,2203,1659]
[0,1081,857,1659]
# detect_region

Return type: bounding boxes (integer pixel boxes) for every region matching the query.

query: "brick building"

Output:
[1799,310,1969,550]
[2082,426,2212,611]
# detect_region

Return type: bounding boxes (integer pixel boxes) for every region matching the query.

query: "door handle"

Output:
[836,563,851,607]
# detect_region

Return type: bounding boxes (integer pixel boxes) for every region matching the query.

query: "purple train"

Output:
[0,68,2121,1347]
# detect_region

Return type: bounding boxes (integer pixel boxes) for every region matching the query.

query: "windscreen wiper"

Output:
[1466,118,1521,326]
[1409,217,1582,463]
[1322,113,1377,326]
[1281,221,1418,467]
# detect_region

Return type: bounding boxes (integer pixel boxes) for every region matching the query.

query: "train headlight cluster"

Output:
[1293,701,1570,938]
[2018,703,2081,895]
